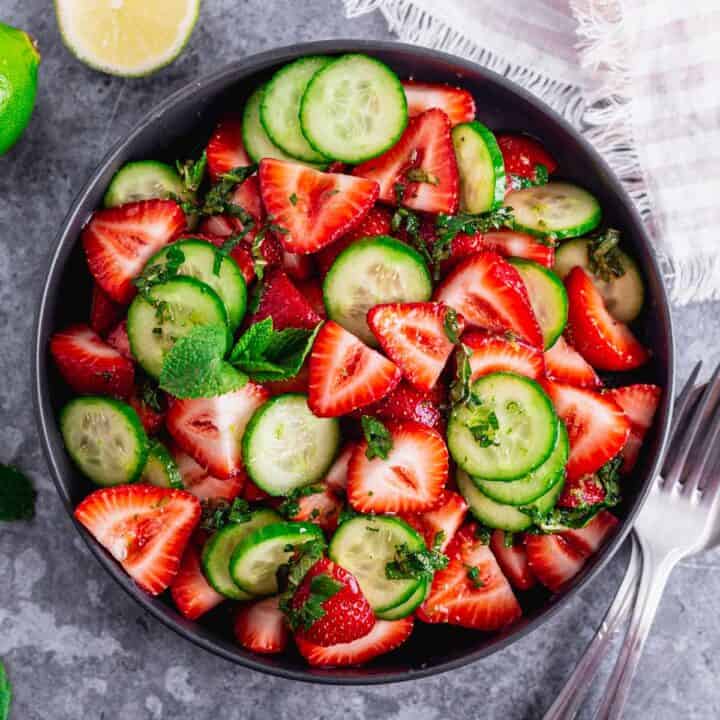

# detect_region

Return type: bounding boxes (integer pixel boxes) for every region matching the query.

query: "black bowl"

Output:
[33,40,675,684]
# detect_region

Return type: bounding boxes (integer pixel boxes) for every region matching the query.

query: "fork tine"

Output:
[669,361,702,440]
[683,398,720,496]
[663,361,720,491]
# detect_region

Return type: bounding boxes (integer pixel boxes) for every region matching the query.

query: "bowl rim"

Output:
[32,38,675,685]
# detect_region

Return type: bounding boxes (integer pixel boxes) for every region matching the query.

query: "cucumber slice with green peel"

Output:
[201,508,281,599]
[376,578,428,620]
[328,516,425,613]
[474,421,568,505]
[452,121,505,213]
[103,160,191,208]
[300,54,408,164]
[506,182,602,239]
[458,467,566,531]
[323,236,432,346]
[145,240,247,329]
[61,397,149,486]
[260,56,333,163]
[230,521,324,596]
[510,259,568,349]
[127,276,228,379]
[553,238,644,323]
[141,440,183,489]
[242,393,341,496]
[448,372,558,481]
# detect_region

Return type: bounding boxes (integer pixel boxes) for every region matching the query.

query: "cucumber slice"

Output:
[61,397,148,486]
[510,259,568,349]
[300,54,408,163]
[452,121,505,213]
[458,467,565,531]
[127,276,228,379]
[376,579,428,620]
[506,182,601,239]
[103,160,190,208]
[260,56,333,163]
[242,393,340,496]
[474,421,568,505]
[329,516,424,613]
[323,236,432,346]
[448,372,558,481]
[141,440,183,489]
[145,240,247,329]
[553,238,644,323]
[201,508,281,599]
[230,521,323,596]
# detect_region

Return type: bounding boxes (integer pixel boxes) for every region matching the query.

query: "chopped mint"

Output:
[361,416,393,461]
[0,465,35,521]
[385,542,448,581]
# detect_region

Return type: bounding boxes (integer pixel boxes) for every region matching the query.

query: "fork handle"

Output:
[542,535,641,720]
[592,539,680,720]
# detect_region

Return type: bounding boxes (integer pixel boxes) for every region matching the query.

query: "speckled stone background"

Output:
[2,1,720,718]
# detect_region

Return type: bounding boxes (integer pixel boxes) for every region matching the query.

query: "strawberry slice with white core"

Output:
[544,335,602,389]
[167,383,269,479]
[259,158,379,254]
[294,617,413,668]
[489,530,537,591]
[565,266,649,371]
[172,446,246,501]
[324,443,355,496]
[206,114,251,182]
[74,484,200,596]
[170,541,224,620]
[367,302,463,392]
[308,321,402,417]
[525,533,587,592]
[418,526,522,630]
[347,421,448,514]
[234,597,289,655]
[353,108,460,214]
[463,330,545,382]
[561,510,619,556]
[82,199,186,304]
[402,81,476,126]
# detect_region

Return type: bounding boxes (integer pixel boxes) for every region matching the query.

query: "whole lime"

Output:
[0,22,40,155]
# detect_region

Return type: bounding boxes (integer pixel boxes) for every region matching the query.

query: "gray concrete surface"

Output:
[1,1,719,718]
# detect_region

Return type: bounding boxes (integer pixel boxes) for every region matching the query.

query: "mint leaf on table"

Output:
[159,324,247,399]
[0,465,35,521]
[0,659,10,720]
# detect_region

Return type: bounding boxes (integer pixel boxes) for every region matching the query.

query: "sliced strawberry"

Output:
[82,199,186,304]
[418,526,521,629]
[292,558,375,646]
[356,382,444,432]
[259,158,379,254]
[489,530,536,591]
[436,252,543,347]
[565,267,649,371]
[172,446,245,501]
[324,443,355,496]
[525,533,586,592]
[463,330,545,381]
[280,249,314,281]
[198,215,238,237]
[402,81,476,126]
[242,478,272,503]
[288,484,342,533]
[348,420,448,514]
[106,320,132,360]
[294,278,327,319]
[618,431,643,475]
[167,383,269,479]
[170,541,224,620]
[544,335,602,389]
[90,283,124,336]
[404,490,468,552]
[50,323,134,398]
[367,302,463,392]
[128,387,166,435]
[354,109,459,214]
[234,597,289,655]
[249,268,322,331]
[308,321,402,417]
[74,484,200,595]
[543,380,630,482]
[206,114,251,181]
[496,133,558,185]
[193,229,260,285]
[561,510,619,556]
[315,206,393,275]
[440,231,555,274]
[264,361,311,397]
[295,617,413,667]
[557,474,607,509]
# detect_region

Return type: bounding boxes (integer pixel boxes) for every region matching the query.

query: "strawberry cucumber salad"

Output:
[50,54,661,667]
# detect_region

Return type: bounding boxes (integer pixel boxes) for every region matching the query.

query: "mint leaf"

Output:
[134,244,186,297]
[200,497,253,530]
[229,316,274,362]
[465,564,485,588]
[159,325,247,399]
[385,542,448,581]
[0,660,10,720]
[443,307,462,344]
[177,152,208,193]
[0,465,35,521]
[361,416,393,460]
[284,572,342,631]
[278,485,324,519]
